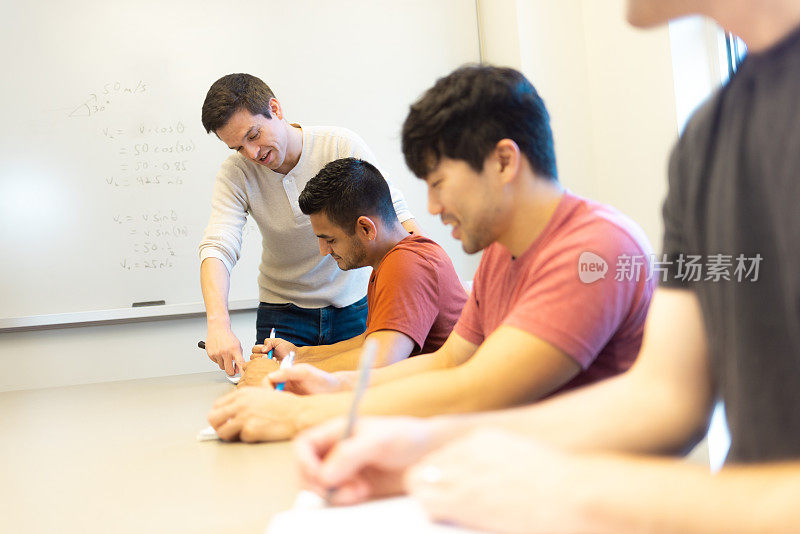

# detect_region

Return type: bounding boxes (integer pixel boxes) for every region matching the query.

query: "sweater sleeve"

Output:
[198,157,249,273]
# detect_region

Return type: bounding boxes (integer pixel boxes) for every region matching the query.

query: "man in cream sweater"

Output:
[198,73,420,376]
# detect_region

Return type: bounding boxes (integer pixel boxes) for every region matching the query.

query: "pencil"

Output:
[325,338,378,501]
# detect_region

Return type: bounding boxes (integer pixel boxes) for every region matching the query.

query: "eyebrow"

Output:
[227,126,258,150]
[316,233,334,239]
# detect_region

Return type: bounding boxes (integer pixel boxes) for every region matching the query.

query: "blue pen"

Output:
[266,328,276,359]
[274,350,295,392]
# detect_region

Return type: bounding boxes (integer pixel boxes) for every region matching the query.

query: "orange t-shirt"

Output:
[366,235,467,355]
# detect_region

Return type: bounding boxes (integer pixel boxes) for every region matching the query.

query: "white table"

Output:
[0,372,299,533]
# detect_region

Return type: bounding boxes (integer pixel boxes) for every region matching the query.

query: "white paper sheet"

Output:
[196,425,219,441]
[266,490,484,533]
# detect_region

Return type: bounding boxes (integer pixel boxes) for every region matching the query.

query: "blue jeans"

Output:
[256,296,368,347]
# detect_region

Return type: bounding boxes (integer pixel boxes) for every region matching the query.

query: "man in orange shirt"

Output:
[249,157,466,373]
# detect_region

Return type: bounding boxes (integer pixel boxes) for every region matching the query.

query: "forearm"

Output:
[307,364,499,427]
[315,352,451,393]
[298,328,419,373]
[436,367,711,456]
[364,348,455,387]
[297,367,468,432]
[571,455,800,533]
[304,346,365,373]
[200,258,232,328]
[297,333,366,363]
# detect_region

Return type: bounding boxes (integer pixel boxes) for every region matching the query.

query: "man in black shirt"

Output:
[290,1,800,531]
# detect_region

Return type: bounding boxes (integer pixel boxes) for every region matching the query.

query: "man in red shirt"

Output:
[249,157,466,372]
[207,66,654,442]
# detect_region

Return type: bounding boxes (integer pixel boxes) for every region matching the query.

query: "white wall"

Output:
[0,312,255,392]
[481,0,679,248]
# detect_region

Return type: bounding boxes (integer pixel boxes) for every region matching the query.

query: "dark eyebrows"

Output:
[227,126,259,150]
[316,233,333,239]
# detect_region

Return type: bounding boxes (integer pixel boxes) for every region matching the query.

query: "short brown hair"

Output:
[201,73,276,133]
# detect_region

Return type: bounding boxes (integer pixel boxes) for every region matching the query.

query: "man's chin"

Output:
[459,235,489,255]
[460,241,482,255]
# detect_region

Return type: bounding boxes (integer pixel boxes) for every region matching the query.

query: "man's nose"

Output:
[247,144,260,161]
[427,189,442,215]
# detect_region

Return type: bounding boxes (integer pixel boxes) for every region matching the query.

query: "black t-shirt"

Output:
[661,25,800,463]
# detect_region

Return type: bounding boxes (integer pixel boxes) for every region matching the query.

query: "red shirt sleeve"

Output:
[366,249,441,354]
[502,227,651,369]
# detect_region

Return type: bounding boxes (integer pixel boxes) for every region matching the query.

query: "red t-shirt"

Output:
[366,235,467,355]
[455,192,655,395]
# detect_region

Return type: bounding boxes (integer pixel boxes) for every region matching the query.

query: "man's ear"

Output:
[355,216,378,241]
[494,139,521,184]
[269,98,283,120]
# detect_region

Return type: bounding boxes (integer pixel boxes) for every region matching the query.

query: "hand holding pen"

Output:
[198,327,244,377]
[251,331,298,363]
[274,351,295,391]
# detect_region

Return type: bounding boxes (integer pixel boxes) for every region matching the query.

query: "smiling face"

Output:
[309,212,368,271]
[424,157,503,255]
[215,104,290,172]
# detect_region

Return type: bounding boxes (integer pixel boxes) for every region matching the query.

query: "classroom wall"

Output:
[480,0,678,248]
[0,312,255,392]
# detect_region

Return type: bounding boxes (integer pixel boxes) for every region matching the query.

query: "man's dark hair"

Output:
[299,158,399,234]
[201,73,276,133]
[402,65,558,180]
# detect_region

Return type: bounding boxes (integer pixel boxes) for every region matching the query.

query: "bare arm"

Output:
[405,428,800,534]
[572,455,800,533]
[254,330,413,371]
[293,333,366,361]
[200,257,244,375]
[436,288,713,455]
[365,332,476,383]
[301,330,416,372]
[267,332,476,395]
[326,332,478,390]
[300,326,581,425]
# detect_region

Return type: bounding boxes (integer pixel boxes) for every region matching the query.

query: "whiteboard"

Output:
[0,0,480,327]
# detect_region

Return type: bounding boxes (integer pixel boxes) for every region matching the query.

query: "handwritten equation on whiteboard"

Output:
[68,80,148,118]
[102,118,198,271]
[112,209,258,272]
[63,81,261,274]
[113,209,186,271]
[107,124,195,188]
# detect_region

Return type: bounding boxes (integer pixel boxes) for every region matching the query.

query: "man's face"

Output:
[424,157,501,254]
[625,0,699,28]
[309,212,368,271]
[215,106,289,171]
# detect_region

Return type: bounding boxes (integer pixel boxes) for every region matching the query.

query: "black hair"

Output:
[402,64,557,180]
[299,158,399,234]
[201,73,276,133]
